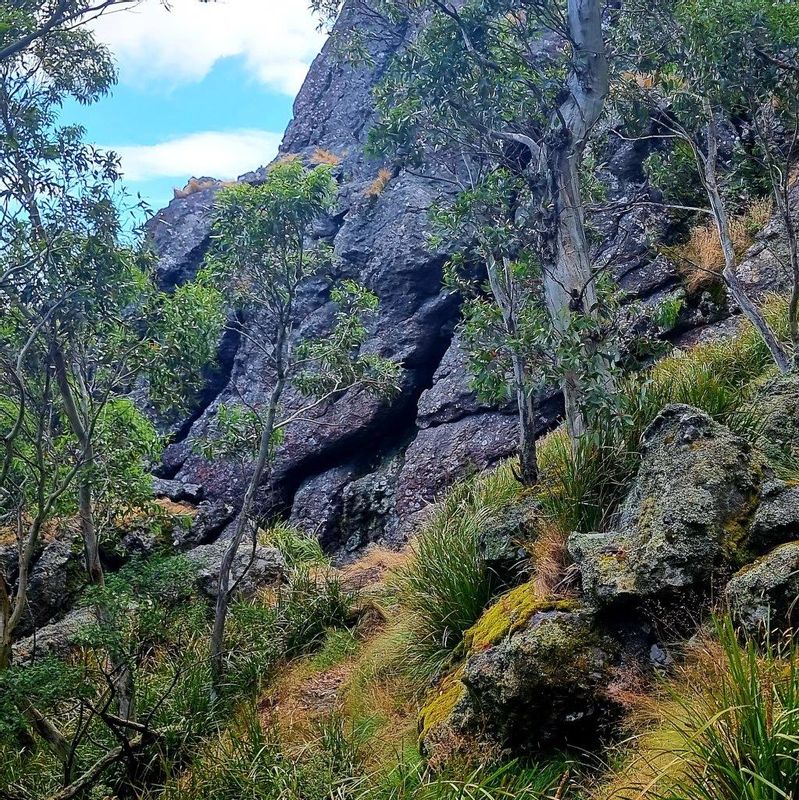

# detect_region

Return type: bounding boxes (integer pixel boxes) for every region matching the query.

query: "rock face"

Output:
[141,1,790,556]
[569,405,765,607]
[184,540,286,599]
[726,541,799,634]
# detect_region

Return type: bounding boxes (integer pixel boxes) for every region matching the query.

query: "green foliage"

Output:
[537,298,782,533]
[654,294,685,331]
[391,462,524,682]
[659,618,799,800]
[223,568,353,696]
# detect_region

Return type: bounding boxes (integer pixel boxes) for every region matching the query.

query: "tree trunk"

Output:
[209,319,288,698]
[540,0,611,441]
[700,115,791,373]
[485,256,539,484]
[0,573,11,670]
[50,343,104,585]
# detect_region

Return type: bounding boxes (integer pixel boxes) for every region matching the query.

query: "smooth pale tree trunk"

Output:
[485,256,538,484]
[209,322,288,699]
[50,345,104,585]
[701,112,791,374]
[539,0,611,441]
[51,344,139,720]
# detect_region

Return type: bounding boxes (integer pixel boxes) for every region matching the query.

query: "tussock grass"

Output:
[390,461,526,682]
[591,618,799,800]
[259,520,328,568]
[665,198,773,294]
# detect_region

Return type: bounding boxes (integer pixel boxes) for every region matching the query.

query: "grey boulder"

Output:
[726,541,799,634]
[569,405,764,606]
[185,540,286,599]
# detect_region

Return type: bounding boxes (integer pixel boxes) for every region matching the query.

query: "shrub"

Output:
[391,462,524,682]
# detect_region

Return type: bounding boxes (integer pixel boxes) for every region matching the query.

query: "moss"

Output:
[418,666,466,740]
[463,582,578,652]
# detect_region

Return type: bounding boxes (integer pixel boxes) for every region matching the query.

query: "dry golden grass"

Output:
[667,198,773,294]
[528,519,573,598]
[365,167,393,198]
[309,147,342,166]
[173,177,236,199]
[339,545,409,592]
[589,633,732,800]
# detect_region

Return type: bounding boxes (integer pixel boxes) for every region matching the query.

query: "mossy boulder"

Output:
[747,480,799,552]
[420,585,619,759]
[569,405,765,607]
[725,540,799,634]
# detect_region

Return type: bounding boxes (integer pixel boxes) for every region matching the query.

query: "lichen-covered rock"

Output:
[476,497,538,582]
[173,499,235,549]
[748,480,799,552]
[754,373,799,465]
[569,405,764,607]
[185,540,286,598]
[420,585,618,759]
[23,530,85,633]
[726,541,799,634]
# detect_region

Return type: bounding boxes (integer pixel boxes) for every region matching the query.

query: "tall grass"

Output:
[658,618,799,800]
[390,462,525,682]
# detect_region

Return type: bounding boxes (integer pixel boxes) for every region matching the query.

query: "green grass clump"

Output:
[658,618,799,800]
[391,462,526,682]
[260,520,328,568]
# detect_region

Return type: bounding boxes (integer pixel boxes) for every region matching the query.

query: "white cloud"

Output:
[91,0,326,95]
[110,129,283,181]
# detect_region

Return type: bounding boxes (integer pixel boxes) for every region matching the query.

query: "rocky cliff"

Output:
[143,1,792,559]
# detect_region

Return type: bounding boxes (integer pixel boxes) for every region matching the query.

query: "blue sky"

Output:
[65,0,325,214]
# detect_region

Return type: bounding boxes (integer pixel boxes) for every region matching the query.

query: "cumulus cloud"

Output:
[91,0,326,94]
[110,129,283,181]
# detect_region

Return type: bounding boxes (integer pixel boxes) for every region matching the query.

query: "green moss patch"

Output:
[463,583,577,652]
[419,666,466,740]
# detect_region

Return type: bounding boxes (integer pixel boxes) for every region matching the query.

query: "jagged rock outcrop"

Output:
[569,405,766,607]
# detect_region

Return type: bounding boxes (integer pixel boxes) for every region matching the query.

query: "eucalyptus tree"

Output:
[317,0,616,446]
[617,0,799,371]
[203,159,400,695]
[0,12,224,683]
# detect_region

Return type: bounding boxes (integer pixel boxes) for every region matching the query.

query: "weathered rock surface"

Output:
[748,480,799,552]
[420,584,619,758]
[13,607,96,664]
[184,540,286,599]
[173,499,235,550]
[22,530,84,634]
[726,541,799,634]
[569,405,765,607]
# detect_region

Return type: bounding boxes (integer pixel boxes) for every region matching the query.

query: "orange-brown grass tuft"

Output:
[310,147,342,166]
[365,167,393,198]
[339,545,409,592]
[528,519,574,598]
[667,198,773,294]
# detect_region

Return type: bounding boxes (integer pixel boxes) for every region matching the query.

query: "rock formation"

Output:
[141,1,796,558]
